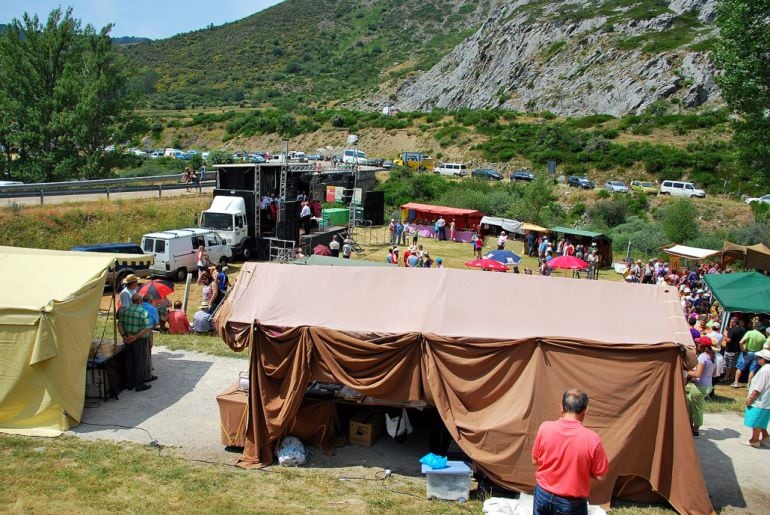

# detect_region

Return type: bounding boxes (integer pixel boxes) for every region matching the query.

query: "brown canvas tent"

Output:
[723,241,770,273]
[216,263,713,514]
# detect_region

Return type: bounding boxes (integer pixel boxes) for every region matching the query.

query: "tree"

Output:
[0,8,134,182]
[508,172,558,225]
[712,0,770,188]
[662,199,699,243]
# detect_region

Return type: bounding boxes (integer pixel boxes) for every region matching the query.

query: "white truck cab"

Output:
[200,196,249,255]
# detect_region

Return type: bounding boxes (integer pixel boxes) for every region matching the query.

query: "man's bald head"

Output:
[131,293,143,303]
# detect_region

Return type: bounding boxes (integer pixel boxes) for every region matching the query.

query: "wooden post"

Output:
[182,272,192,313]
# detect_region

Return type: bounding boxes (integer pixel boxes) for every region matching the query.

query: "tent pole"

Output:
[112,265,118,351]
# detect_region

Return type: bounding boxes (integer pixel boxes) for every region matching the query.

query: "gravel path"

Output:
[69,347,770,512]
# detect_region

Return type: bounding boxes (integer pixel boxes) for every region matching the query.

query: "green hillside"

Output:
[120,0,496,109]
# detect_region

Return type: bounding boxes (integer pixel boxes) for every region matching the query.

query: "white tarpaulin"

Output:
[663,244,721,260]
[481,216,523,234]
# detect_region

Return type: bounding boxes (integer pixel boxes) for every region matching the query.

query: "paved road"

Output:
[1,185,214,207]
[69,347,769,513]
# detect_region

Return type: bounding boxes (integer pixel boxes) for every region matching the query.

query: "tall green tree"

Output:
[0,8,133,182]
[663,199,699,243]
[712,0,770,188]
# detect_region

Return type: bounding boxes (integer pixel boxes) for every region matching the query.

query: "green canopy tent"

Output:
[703,271,770,314]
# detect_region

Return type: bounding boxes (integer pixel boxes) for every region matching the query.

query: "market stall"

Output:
[399,202,483,242]
[550,226,613,266]
[214,263,712,514]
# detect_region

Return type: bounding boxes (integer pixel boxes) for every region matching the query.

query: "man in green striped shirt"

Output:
[118,293,153,392]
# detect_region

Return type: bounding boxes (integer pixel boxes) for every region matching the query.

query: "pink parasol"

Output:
[465,258,509,272]
[547,255,589,270]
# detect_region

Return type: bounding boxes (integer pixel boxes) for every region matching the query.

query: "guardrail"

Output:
[0,172,218,204]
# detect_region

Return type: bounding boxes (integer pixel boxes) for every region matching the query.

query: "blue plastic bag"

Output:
[419,452,448,469]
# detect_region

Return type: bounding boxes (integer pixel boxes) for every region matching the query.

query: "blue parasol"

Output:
[483,249,522,266]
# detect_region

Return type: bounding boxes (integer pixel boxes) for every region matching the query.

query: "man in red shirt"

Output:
[531,389,608,514]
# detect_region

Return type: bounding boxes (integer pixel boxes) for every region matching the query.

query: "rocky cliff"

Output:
[378,0,720,116]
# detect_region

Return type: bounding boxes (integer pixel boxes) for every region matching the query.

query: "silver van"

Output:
[141,228,232,281]
[659,180,705,198]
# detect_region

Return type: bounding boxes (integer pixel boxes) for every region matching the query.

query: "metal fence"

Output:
[0,172,218,204]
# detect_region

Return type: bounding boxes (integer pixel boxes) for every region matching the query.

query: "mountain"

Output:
[386,0,720,116]
[121,0,720,115]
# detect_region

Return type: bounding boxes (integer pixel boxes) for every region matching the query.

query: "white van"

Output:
[141,228,232,281]
[434,162,468,177]
[164,148,184,159]
[343,149,367,164]
[659,180,705,198]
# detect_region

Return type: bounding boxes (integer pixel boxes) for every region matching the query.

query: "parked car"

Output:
[472,168,503,181]
[367,157,385,167]
[382,159,394,170]
[149,151,163,159]
[141,228,232,281]
[70,242,152,288]
[249,153,266,163]
[630,180,658,194]
[306,154,322,161]
[434,162,468,177]
[567,175,594,189]
[659,180,706,198]
[510,169,535,181]
[744,194,770,205]
[605,180,629,193]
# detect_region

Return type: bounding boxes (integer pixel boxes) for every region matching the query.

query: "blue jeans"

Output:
[534,484,588,515]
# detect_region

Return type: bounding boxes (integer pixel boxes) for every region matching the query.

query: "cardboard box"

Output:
[349,410,384,446]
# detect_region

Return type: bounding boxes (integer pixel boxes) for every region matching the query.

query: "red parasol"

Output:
[313,244,332,256]
[547,255,589,270]
[137,279,175,304]
[465,258,509,272]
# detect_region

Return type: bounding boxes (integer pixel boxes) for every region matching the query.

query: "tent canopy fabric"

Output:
[704,271,770,313]
[723,241,770,272]
[293,255,390,267]
[0,246,113,436]
[662,244,720,261]
[549,226,608,239]
[480,216,523,234]
[215,264,712,515]
[221,264,693,345]
[521,222,549,233]
[399,202,482,218]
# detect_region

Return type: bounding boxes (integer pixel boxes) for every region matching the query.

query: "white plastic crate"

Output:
[421,460,471,502]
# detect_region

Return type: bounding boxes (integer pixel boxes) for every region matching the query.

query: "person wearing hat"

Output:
[117,292,153,392]
[686,336,717,437]
[742,349,770,447]
[119,274,140,313]
[192,301,214,334]
[435,257,444,269]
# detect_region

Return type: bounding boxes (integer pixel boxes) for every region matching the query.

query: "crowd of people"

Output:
[385,243,443,268]
[672,262,770,445]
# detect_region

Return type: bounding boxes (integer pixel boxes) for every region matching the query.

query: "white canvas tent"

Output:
[0,246,114,436]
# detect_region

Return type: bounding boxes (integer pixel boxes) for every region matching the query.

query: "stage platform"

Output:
[300,225,348,252]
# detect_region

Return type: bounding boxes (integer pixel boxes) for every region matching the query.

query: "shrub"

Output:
[587,199,628,228]
[663,199,699,243]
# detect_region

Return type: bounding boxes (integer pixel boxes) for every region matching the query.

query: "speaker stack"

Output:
[364,190,385,226]
[276,200,301,242]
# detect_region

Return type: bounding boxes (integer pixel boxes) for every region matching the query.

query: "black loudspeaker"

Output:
[364,190,385,226]
[277,200,301,242]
